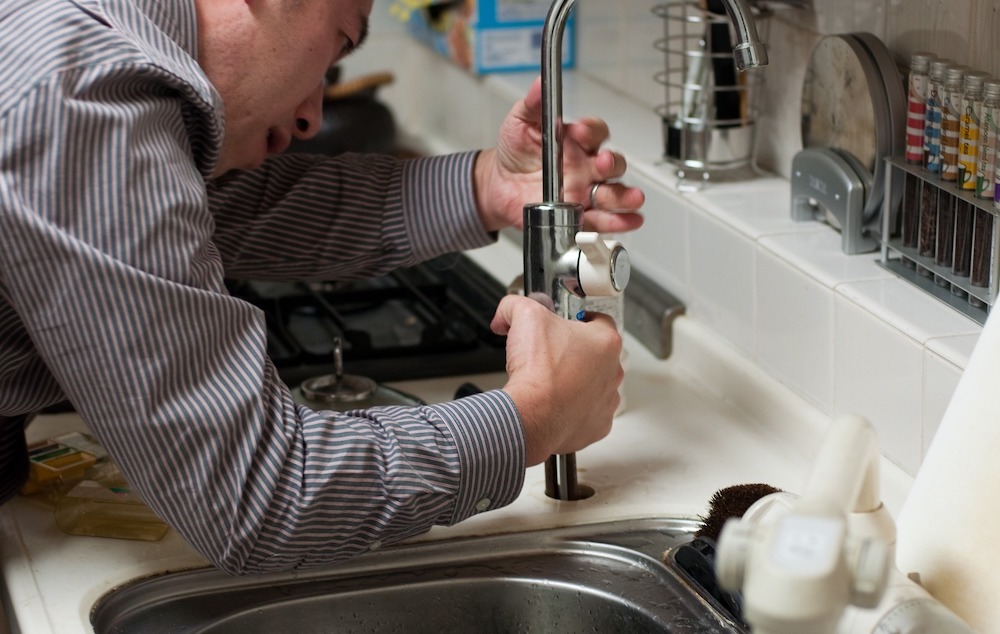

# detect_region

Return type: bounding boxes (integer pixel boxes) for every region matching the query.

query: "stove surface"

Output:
[226,253,509,389]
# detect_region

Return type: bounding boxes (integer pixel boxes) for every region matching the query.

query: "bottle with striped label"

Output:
[924,58,954,173]
[976,79,1000,200]
[906,52,935,164]
[969,80,1000,294]
[940,64,968,183]
[958,71,988,190]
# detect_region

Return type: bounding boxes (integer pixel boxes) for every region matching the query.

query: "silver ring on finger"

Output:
[588,182,603,209]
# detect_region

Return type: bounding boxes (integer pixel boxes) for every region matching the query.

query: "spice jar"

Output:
[940,64,968,183]
[906,52,935,164]
[923,58,954,174]
[901,52,935,252]
[958,71,989,191]
[976,79,1000,200]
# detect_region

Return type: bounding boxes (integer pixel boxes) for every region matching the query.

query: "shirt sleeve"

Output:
[0,68,525,574]
[207,151,498,282]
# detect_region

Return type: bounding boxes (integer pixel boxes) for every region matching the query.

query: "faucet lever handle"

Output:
[576,232,630,297]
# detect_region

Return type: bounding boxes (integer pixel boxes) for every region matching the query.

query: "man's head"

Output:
[195,0,372,176]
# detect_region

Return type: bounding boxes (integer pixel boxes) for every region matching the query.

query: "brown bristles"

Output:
[697,483,783,542]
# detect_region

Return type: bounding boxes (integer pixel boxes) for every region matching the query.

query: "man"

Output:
[0,0,645,574]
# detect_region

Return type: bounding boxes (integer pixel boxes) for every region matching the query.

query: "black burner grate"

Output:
[226,254,509,388]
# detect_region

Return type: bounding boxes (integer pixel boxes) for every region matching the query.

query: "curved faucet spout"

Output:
[539,0,577,204]
[718,0,769,70]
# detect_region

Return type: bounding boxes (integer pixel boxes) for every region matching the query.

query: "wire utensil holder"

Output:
[653,0,771,190]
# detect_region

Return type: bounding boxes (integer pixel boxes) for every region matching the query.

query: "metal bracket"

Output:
[623,266,686,360]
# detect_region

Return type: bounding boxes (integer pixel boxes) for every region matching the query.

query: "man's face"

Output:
[196,0,372,177]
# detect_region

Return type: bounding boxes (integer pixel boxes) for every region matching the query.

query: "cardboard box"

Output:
[404,0,575,74]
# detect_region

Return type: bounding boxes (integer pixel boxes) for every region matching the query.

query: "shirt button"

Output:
[475,497,492,512]
[369,540,382,551]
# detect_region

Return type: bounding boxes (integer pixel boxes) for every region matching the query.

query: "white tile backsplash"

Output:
[925,331,979,369]
[836,278,981,345]
[688,209,757,355]
[759,231,891,290]
[620,167,692,297]
[755,246,835,411]
[834,292,925,474]
[921,348,963,457]
[349,0,995,477]
[690,175,817,240]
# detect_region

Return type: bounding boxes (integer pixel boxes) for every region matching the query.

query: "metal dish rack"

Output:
[653,0,771,189]
[879,157,998,324]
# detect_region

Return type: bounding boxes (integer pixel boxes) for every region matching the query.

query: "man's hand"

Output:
[474,77,646,234]
[490,294,622,466]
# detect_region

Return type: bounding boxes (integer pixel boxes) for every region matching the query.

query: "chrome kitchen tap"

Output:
[524,0,769,501]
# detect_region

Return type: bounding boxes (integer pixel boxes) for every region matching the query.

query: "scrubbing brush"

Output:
[697,483,783,541]
[663,484,783,630]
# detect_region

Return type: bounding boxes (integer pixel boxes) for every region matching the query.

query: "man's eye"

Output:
[340,37,356,57]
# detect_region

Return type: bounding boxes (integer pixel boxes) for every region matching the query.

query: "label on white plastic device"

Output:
[478,27,572,71]
[480,28,544,68]
[769,515,843,575]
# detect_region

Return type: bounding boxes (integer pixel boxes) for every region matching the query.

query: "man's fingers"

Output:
[564,117,610,155]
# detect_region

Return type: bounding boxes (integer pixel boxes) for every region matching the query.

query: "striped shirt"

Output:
[0,0,525,574]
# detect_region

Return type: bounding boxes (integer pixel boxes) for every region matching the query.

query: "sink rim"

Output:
[90,516,750,633]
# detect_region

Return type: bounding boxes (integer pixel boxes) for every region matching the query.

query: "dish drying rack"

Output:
[653,0,772,190]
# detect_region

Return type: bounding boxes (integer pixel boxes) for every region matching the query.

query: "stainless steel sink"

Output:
[91,518,746,633]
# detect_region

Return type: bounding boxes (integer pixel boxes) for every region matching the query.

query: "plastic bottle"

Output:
[923,58,954,174]
[975,79,1000,199]
[905,52,935,164]
[918,58,955,275]
[969,79,1000,294]
[939,64,968,183]
[952,71,989,286]
[931,65,969,287]
[958,70,988,190]
[901,53,935,253]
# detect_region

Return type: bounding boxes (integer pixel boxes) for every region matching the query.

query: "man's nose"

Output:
[293,83,325,140]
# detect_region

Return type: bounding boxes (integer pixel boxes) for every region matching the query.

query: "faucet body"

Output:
[525,0,768,501]
[523,0,588,502]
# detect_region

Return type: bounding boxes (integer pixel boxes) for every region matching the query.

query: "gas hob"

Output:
[225,253,509,389]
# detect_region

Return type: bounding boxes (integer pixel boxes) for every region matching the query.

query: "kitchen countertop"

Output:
[0,236,914,633]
